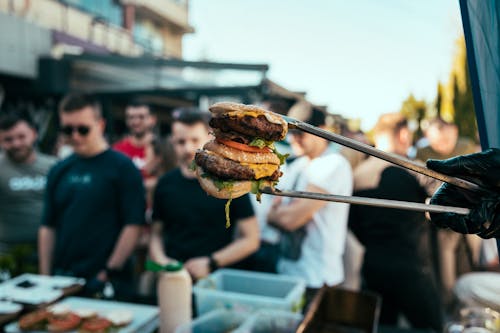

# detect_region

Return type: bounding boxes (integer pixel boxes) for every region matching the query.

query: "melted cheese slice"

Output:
[225,110,284,125]
[226,110,260,117]
[241,162,279,179]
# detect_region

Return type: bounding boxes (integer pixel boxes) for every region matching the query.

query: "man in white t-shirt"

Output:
[267,105,352,304]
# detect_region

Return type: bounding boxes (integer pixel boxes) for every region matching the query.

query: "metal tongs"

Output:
[260,114,486,215]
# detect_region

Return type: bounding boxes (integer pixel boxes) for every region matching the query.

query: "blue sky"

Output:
[183,0,463,130]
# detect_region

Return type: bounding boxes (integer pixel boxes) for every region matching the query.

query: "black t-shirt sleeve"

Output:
[40,165,59,228]
[117,158,146,226]
[151,176,166,223]
[230,194,255,222]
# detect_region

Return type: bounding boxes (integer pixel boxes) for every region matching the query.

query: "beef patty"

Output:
[209,115,284,141]
[195,150,281,181]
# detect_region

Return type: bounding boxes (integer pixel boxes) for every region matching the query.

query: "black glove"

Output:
[426,148,500,238]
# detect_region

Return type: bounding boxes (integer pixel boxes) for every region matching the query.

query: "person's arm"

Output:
[268,154,353,232]
[184,216,260,279]
[212,215,260,266]
[144,177,158,193]
[38,165,59,276]
[148,221,174,265]
[106,224,142,269]
[95,224,141,281]
[267,184,328,231]
[38,226,55,275]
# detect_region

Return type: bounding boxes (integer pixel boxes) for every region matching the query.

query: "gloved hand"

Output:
[426,148,500,238]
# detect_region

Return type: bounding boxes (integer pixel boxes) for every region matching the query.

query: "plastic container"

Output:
[175,309,247,333]
[147,261,192,333]
[235,309,303,333]
[193,269,306,315]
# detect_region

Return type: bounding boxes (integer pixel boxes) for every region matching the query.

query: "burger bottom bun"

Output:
[104,309,133,327]
[196,168,249,199]
[196,168,273,199]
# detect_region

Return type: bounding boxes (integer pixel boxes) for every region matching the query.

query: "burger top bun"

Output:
[196,167,250,199]
[105,309,133,327]
[210,102,287,134]
[73,308,97,319]
[47,304,71,315]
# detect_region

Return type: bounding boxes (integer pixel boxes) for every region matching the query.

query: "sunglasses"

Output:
[60,125,91,136]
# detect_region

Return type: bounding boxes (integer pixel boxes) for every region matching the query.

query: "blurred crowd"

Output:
[0,93,498,332]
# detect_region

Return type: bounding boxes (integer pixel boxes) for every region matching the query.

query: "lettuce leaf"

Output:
[272,147,289,165]
[203,175,234,228]
[225,197,232,229]
[212,179,235,191]
[251,179,279,202]
[248,138,275,149]
[249,138,289,165]
[188,160,197,171]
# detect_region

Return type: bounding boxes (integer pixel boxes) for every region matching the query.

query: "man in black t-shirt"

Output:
[349,113,443,331]
[149,108,259,280]
[39,94,145,300]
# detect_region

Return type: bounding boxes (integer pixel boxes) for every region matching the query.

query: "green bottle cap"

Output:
[164,261,184,272]
[145,260,184,272]
[145,260,163,272]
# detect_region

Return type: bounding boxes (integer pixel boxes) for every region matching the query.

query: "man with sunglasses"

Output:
[0,111,56,274]
[38,94,146,300]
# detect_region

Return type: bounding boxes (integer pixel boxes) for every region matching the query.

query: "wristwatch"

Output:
[208,255,219,272]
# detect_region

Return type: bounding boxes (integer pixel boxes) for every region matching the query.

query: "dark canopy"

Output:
[460,0,500,149]
[460,0,500,252]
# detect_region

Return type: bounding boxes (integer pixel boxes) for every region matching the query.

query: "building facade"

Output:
[0,0,193,79]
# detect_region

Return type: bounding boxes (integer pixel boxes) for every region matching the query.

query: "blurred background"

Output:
[1,2,498,331]
[0,0,478,154]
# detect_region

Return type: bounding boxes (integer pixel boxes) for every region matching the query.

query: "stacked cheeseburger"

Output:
[194,102,288,199]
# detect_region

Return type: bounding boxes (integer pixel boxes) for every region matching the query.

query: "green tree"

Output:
[435,82,443,118]
[452,62,478,142]
[439,37,478,142]
[399,94,427,139]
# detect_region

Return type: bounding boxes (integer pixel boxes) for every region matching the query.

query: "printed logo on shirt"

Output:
[9,175,46,191]
[69,173,92,184]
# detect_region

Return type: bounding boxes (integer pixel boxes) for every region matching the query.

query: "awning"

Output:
[38,53,270,101]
